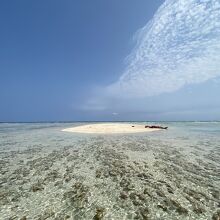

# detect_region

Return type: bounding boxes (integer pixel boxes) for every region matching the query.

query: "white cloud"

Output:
[105,0,220,98]
[82,0,220,113]
[112,112,119,116]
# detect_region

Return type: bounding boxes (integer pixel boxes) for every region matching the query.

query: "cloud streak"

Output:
[106,0,220,98]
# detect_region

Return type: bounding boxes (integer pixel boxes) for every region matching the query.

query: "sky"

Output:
[0,0,220,122]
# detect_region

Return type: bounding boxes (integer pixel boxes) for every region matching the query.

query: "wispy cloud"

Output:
[82,0,220,113]
[106,0,220,98]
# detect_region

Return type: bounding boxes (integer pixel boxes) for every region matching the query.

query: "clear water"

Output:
[0,122,219,220]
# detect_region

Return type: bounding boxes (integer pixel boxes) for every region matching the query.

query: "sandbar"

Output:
[62,123,161,134]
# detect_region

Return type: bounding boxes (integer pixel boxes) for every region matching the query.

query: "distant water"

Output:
[0,122,219,220]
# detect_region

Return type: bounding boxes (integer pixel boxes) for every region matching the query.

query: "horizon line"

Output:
[0,120,220,123]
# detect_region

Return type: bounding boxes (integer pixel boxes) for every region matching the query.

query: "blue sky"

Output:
[0,0,220,122]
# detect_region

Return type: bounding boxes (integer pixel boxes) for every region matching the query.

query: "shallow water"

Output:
[0,122,219,220]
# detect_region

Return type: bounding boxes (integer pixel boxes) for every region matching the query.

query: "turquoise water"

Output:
[0,122,219,219]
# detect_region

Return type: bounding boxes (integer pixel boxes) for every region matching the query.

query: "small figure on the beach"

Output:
[145,125,168,129]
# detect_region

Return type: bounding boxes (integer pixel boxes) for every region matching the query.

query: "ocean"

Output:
[0,122,219,219]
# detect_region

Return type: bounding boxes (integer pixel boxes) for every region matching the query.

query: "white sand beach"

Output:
[62,123,161,134]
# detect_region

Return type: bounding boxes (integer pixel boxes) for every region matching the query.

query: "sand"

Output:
[62,123,161,134]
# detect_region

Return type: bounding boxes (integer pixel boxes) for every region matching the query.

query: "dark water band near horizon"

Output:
[0,122,219,219]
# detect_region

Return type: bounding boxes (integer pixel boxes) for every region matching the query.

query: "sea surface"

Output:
[0,122,219,220]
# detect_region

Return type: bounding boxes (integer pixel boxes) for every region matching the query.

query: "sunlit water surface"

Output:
[0,122,219,220]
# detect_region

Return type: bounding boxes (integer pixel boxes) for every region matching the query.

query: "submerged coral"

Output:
[0,123,219,219]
